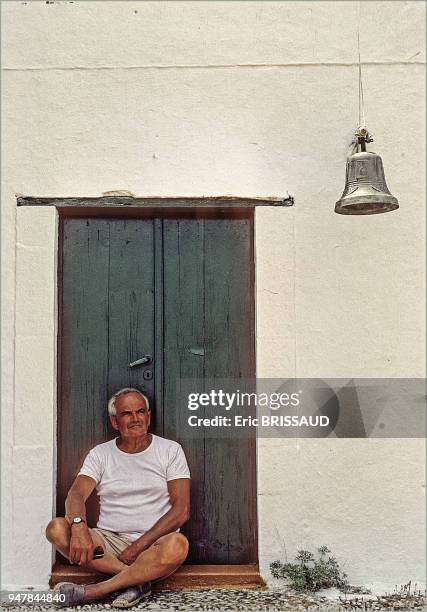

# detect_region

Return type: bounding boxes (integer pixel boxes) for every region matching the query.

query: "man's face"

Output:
[110,392,151,438]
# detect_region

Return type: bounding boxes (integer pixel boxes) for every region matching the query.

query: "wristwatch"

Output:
[71,516,86,526]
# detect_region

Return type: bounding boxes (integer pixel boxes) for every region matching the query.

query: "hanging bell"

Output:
[335,128,399,215]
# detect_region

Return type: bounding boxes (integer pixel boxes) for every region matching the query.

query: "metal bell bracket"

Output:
[354,127,374,152]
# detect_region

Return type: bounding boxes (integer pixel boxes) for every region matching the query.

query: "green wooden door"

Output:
[58,211,256,564]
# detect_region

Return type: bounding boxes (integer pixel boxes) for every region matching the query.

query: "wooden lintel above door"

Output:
[17,195,294,209]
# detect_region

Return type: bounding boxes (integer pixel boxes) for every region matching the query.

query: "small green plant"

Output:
[270,545,350,592]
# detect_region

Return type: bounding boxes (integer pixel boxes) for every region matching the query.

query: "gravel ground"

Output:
[1,588,426,612]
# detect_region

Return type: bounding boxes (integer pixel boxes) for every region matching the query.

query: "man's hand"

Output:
[64,474,96,566]
[69,524,94,566]
[117,543,142,566]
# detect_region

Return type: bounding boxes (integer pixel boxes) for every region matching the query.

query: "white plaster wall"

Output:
[1,1,425,590]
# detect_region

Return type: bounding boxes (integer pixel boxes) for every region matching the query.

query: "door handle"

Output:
[129,355,152,368]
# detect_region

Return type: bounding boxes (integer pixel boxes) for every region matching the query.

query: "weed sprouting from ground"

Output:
[270,545,350,592]
[339,580,426,610]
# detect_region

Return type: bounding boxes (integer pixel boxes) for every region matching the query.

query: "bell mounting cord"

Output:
[357,1,366,131]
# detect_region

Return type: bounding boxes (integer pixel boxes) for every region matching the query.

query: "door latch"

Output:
[129,355,152,368]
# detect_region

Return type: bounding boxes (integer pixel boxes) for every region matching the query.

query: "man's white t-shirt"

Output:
[78,435,190,541]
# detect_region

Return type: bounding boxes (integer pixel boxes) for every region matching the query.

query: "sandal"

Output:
[112,582,152,608]
[53,582,86,607]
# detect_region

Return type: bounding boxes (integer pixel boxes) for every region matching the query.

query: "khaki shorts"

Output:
[90,527,187,582]
[90,528,183,584]
[90,527,135,557]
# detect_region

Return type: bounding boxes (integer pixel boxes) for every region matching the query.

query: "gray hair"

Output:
[108,388,150,416]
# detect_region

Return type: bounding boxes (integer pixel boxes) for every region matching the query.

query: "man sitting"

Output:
[46,388,190,608]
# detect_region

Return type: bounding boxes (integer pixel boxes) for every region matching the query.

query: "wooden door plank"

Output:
[203,218,257,563]
[154,218,165,435]
[107,219,155,411]
[162,219,208,562]
[59,219,111,522]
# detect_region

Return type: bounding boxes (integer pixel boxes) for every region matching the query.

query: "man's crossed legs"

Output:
[46,518,188,606]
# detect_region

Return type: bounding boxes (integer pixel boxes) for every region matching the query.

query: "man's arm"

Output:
[118,478,190,565]
[65,475,97,566]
